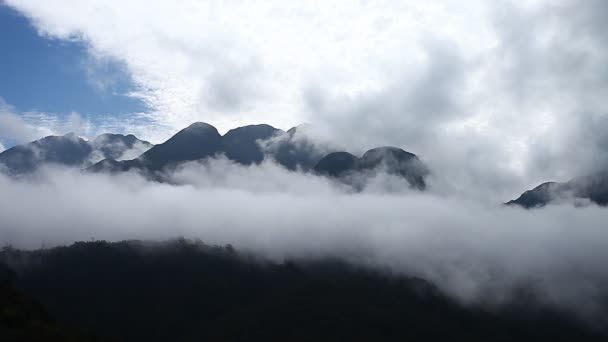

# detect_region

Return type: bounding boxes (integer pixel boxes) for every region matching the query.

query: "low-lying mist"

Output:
[1,158,608,322]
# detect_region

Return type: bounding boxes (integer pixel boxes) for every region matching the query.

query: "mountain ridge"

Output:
[507,171,608,208]
[86,122,429,190]
[0,132,152,174]
[0,122,429,190]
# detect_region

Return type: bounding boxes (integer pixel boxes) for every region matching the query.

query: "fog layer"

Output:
[1,159,607,321]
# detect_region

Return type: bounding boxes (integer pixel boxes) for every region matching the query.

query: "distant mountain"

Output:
[0,132,152,175]
[315,146,429,190]
[90,133,152,161]
[87,122,429,189]
[315,152,358,177]
[90,123,285,173]
[265,125,331,171]
[135,122,223,171]
[0,133,90,174]
[89,122,330,174]
[507,171,608,208]
[2,122,429,190]
[222,124,282,165]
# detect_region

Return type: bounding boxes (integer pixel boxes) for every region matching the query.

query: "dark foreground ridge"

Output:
[1,240,606,341]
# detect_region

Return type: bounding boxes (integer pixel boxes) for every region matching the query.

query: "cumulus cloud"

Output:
[0,98,92,145]
[0,99,41,144]
[1,161,608,322]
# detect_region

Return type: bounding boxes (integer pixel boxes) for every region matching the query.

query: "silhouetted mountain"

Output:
[0,133,91,174]
[0,133,152,175]
[90,123,285,174]
[86,158,143,174]
[359,147,429,190]
[136,122,223,171]
[314,146,429,190]
[89,122,329,174]
[222,124,282,165]
[1,240,605,341]
[507,171,608,208]
[315,152,358,177]
[267,125,331,171]
[91,133,152,161]
[4,123,430,190]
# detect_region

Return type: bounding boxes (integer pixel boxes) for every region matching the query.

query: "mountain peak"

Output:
[224,124,280,137]
[137,122,222,170]
[508,170,608,208]
[222,124,282,165]
[313,146,428,190]
[360,146,418,164]
[183,122,218,133]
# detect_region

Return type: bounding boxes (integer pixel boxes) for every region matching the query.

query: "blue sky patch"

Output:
[0,5,146,120]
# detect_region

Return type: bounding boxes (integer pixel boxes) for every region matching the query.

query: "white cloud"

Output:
[4,0,608,199]
[0,98,58,144]
[4,1,493,135]
[0,99,39,143]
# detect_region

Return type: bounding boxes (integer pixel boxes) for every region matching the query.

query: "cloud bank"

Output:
[1,160,608,322]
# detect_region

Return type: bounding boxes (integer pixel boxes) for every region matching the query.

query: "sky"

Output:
[2,1,608,321]
[1,0,608,199]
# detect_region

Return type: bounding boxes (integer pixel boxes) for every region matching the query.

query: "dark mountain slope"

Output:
[89,123,281,173]
[358,146,429,190]
[268,125,331,171]
[91,133,152,161]
[314,146,429,190]
[507,171,608,208]
[0,133,91,174]
[89,122,343,175]
[85,158,144,174]
[1,240,604,341]
[136,122,222,171]
[507,182,562,208]
[0,132,151,175]
[0,262,99,341]
[5,123,431,191]
[314,152,358,177]
[222,124,282,165]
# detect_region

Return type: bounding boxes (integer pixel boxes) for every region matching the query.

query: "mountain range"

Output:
[1,122,607,206]
[0,132,152,175]
[0,122,429,191]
